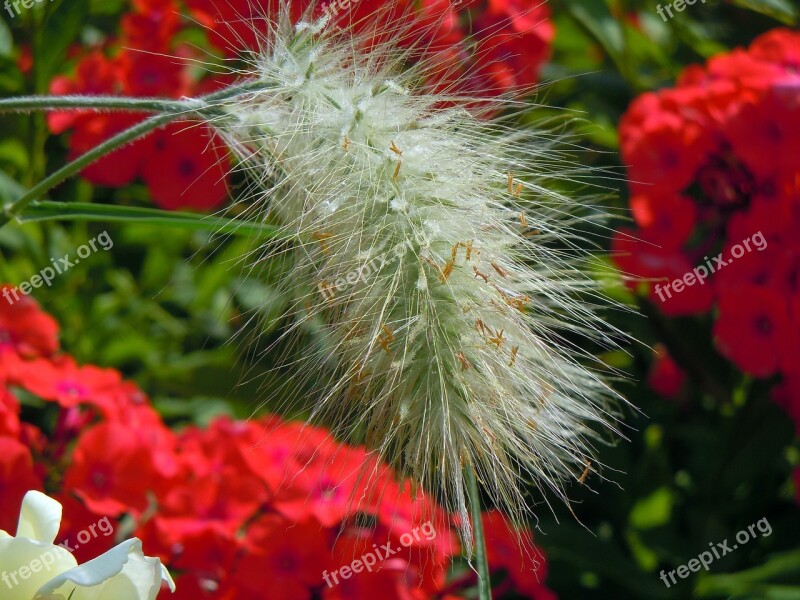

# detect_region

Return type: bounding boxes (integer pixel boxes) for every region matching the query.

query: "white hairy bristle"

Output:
[204,3,625,546]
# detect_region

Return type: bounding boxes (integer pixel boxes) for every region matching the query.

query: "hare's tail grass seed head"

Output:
[207,2,626,547]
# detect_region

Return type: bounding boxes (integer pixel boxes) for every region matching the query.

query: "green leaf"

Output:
[39,0,91,81]
[89,0,128,16]
[730,0,799,25]
[630,487,674,530]
[0,169,25,202]
[0,19,12,57]
[562,0,625,62]
[0,138,30,171]
[17,201,283,239]
[695,550,800,597]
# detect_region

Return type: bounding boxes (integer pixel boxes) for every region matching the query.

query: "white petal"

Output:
[34,538,175,600]
[0,537,78,600]
[16,491,63,544]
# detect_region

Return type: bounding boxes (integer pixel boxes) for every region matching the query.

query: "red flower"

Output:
[622,113,715,195]
[714,286,793,378]
[235,515,329,600]
[118,51,188,97]
[726,88,800,178]
[184,0,281,56]
[18,356,124,410]
[321,523,435,600]
[141,123,231,211]
[154,421,269,530]
[136,515,240,570]
[648,346,687,399]
[630,194,696,249]
[469,0,554,94]
[46,50,158,189]
[376,480,458,561]
[17,45,32,75]
[749,28,800,73]
[171,573,235,600]
[242,420,339,490]
[122,0,181,51]
[68,113,153,187]
[482,510,555,600]
[272,445,376,527]
[414,0,464,47]
[704,49,786,92]
[0,286,59,357]
[713,247,773,296]
[64,422,157,516]
[54,493,117,563]
[769,245,800,298]
[0,438,43,533]
[47,51,119,135]
[132,0,178,11]
[611,230,713,316]
[322,567,422,600]
[0,388,21,438]
[749,170,800,226]
[158,467,268,529]
[172,523,239,575]
[0,290,470,599]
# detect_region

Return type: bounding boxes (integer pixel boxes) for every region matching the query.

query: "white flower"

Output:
[0,491,175,600]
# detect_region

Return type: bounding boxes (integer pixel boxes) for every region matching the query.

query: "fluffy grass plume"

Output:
[208,1,625,545]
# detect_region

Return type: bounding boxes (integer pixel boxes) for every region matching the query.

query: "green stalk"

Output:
[0,80,270,228]
[466,468,492,600]
[0,96,194,114]
[18,201,284,239]
[29,6,47,186]
[0,112,178,227]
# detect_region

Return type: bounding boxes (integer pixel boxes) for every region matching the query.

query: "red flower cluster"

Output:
[184,0,553,98]
[614,29,800,427]
[47,0,230,211]
[47,1,552,212]
[0,288,557,598]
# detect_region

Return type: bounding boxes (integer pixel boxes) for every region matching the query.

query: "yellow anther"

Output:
[509,345,519,366]
[473,266,490,283]
[393,161,402,183]
[488,329,505,348]
[491,262,508,278]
